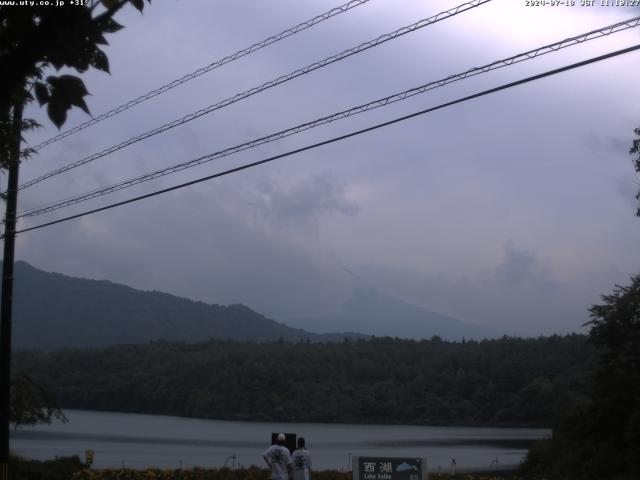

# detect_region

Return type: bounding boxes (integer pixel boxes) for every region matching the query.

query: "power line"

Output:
[18,15,640,220]
[30,0,373,152]
[13,43,640,236]
[18,0,491,191]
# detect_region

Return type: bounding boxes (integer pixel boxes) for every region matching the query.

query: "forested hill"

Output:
[14,335,595,427]
[10,261,362,349]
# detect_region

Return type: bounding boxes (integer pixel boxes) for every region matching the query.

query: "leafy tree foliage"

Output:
[584,275,640,477]
[0,0,150,168]
[14,335,594,427]
[0,0,149,451]
[632,127,640,217]
[9,374,66,428]
[522,275,640,479]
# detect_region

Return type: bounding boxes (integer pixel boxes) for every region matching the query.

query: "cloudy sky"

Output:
[8,0,640,336]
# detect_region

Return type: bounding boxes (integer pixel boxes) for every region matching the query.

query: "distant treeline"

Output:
[14,335,594,427]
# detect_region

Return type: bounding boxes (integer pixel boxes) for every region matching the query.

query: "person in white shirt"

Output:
[291,437,312,480]
[263,433,292,480]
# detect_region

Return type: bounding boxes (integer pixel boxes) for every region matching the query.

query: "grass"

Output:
[9,455,533,480]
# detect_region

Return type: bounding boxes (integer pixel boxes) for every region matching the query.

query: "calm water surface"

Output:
[11,410,549,472]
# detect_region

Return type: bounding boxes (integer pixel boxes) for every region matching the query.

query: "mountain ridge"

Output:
[10,261,363,350]
[9,260,497,350]
[283,266,499,340]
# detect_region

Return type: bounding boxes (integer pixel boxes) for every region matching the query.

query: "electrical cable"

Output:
[13,43,640,236]
[17,15,640,219]
[30,0,373,152]
[18,0,491,191]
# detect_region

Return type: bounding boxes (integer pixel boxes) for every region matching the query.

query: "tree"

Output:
[0,1,150,477]
[521,275,640,479]
[9,375,66,428]
[584,275,640,477]
[631,127,640,217]
[1,0,150,143]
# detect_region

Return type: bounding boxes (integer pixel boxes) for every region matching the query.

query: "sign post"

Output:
[352,456,428,480]
[85,450,94,468]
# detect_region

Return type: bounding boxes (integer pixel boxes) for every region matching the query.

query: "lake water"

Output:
[11,410,549,472]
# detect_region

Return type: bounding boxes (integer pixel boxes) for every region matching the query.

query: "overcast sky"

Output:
[7,0,640,336]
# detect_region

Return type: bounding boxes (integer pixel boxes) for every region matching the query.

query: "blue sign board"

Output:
[353,456,427,480]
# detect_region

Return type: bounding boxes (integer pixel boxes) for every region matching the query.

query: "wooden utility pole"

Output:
[0,102,24,480]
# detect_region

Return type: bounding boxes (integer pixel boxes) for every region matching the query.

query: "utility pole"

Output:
[0,102,24,480]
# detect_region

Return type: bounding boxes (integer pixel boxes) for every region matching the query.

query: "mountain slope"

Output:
[287,284,498,341]
[10,261,355,349]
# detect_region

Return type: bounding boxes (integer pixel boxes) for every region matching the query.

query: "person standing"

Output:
[263,433,292,480]
[291,437,312,480]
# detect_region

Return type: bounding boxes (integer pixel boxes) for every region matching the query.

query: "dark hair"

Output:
[297,437,305,448]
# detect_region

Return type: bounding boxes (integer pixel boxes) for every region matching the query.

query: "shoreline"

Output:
[11,455,526,480]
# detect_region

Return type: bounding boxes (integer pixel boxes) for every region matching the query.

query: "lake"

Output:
[11,410,549,472]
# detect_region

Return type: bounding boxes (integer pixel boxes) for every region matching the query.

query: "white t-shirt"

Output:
[264,444,292,480]
[292,448,312,480]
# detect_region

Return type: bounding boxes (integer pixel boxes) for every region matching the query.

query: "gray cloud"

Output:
[15,174,356,320]
[354,240,629,336]
[253,174,358,227]
[6,0,640,338]
[493,241,551,288]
